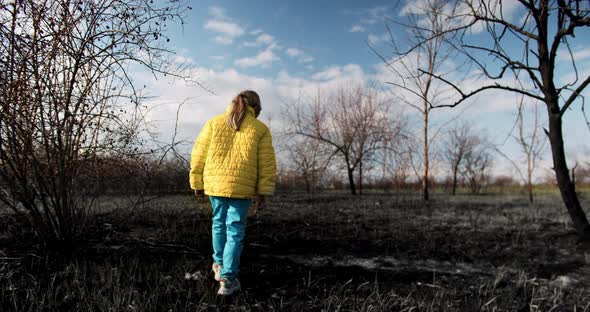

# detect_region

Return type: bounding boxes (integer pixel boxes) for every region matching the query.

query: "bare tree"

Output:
[394,0,590,239]
[284,136,333,194]
[442,121,476,195]
[352,87,395,195]
[286,86,393,195]
[462,135,493,194]
[388,152,414,189]
[441,121,493,194]
[371,0,460,201]
[0,0,194,246]
[515,99,547,203]
[376,115,412,189]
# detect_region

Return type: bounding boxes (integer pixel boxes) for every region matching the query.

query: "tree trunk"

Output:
[423,110,429,201]
[527,156,534,203]
[535,5,590,240]
[347,167,357,195]
[548,111,590,240]
[452,162,459,196]
[304,175,311,194]
[359,159,363,196]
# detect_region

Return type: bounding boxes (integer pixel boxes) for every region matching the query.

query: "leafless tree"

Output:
[442,121,476,195]
[284,136,333,195]
[441,121,493,194]
[514,98,547,203]
[389,152,414,189]
[286,86,394,195]
[382,151,417,190]
[489,97,546,203]
[370,0,461,201]
[462,135,493,194]
[461,0,590,238]
[393,0,590,239]
[352,87,397,195]
[376,116,412,189]
[0,0,195,246]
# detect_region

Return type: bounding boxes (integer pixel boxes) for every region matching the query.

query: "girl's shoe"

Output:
[212,263,222,281]
[217,278,241,296]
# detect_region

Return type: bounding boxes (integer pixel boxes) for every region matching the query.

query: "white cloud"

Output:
[204,20,244,37]
[203,7,309,67]
[300,55,315,63]
[357,5,391,25]
[208,6,225,18]
[126,62,376,163]
[204,6,244,45]
[311,67,342,81]
[235,45,280,68]
[244,33,276,47]
[173,55,194,64]
[311,64,365,81]
[286,48,315,64]
[557,47,590,62]
[210,55,225,61]
[350,25,366,32]
[213,36,233,45]
[286,48,303,58]
[400,0,522,34]
[346,5,392,34]
[256,34,274,45]
[134,62,372,139]
[367,32,390,45]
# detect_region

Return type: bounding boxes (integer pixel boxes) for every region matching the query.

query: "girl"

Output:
[189,90,276,296]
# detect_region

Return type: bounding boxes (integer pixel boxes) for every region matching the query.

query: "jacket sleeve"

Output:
[189,120,212,190]
[257,128,277,195]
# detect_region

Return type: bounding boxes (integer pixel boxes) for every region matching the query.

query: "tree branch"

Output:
[473,14,540,40]
[560,75,590,117]
[422,70,545,109]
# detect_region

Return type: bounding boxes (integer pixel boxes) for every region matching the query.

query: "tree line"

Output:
[281,0,590,240]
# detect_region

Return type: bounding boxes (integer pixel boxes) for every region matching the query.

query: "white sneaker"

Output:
[212,263,222,281]
[217,278,241,296]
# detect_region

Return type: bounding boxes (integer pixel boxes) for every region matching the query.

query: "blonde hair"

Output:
[227,90,261,130]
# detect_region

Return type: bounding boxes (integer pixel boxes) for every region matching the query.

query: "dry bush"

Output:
[0,0,195,246]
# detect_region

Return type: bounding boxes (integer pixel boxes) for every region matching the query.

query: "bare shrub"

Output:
[0,0,195,246]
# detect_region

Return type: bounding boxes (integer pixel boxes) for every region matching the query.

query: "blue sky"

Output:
[139,0,590,180]
[170,0,390,75]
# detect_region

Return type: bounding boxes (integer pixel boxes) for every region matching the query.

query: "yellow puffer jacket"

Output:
[189,105,277,198]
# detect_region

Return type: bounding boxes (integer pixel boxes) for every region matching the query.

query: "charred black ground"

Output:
[1,192,589,311]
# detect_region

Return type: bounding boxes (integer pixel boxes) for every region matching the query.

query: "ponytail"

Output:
[226,90,261,131]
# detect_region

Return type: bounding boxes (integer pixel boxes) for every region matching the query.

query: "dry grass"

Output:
[1,192,589,311]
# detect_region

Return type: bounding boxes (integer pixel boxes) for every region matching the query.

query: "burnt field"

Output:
[1,192,590,311]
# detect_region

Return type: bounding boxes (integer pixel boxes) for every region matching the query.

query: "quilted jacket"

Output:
[189,104,277,198]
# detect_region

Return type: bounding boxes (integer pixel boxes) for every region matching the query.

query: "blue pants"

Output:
[210,196,251,280]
